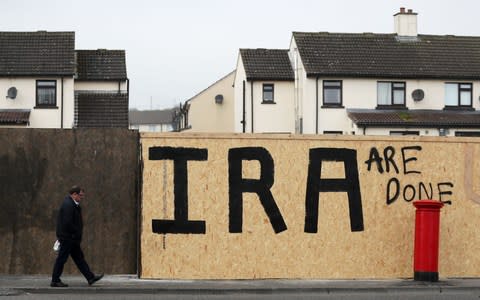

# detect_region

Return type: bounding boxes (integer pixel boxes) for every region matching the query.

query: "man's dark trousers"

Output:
[52,240,94,282]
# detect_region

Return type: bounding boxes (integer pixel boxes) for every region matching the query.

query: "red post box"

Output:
[413,200,444,282]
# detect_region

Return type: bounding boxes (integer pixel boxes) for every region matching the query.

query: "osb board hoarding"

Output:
[140,133,480,279]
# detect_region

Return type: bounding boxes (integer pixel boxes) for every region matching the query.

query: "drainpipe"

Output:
[61,77,64,128]
[251,80,254,133]
[127,78,130,108]
[242,80,246,133]
[316,77,319,134]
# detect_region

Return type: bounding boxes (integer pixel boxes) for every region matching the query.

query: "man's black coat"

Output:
[56,195,83,243]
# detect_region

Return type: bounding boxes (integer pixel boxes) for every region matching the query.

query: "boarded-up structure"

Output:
[140,133,480,279]
[0,128,138,274]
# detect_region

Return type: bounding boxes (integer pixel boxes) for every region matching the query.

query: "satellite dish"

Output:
[412,89,424,101]
[7,87,17,99]
[215,94,224,104]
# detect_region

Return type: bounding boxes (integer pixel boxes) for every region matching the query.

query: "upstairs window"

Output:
[36,80,57,107]
[377,82,405,107]
[323,80,342,107]
[445,83,472,107]
[262,84,274,103]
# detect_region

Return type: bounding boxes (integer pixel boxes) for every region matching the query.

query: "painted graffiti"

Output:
[148,144,453,235]
[364,145,454,205]
[149,146,363,234]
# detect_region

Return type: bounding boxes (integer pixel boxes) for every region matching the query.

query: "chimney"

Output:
[394,7,418,37]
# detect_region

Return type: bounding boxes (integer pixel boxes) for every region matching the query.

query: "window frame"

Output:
[389,131,420,136]
[376,81,406,108]
[444,82,472,109]
[322,80,343,108]
[323,130,343,135]
[35,80,57,108]
[455,131,480,137]
[262,83,275,104]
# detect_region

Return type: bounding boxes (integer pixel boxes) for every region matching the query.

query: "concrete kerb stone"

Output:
[1,275,480,295]
[0,289,24,296]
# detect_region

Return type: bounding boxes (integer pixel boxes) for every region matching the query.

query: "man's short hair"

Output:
[69,185,83,195]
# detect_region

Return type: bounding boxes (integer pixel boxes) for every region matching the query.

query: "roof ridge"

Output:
[292,31,480,39]
[76,49,125,52]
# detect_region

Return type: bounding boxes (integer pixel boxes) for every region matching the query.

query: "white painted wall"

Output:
[74,81,127,92]
[187,71,235,133]
[62,78,75,128]
[234,54,295,134]
[233,55,247,133]
[0,77,75,128]
[310,78,480,135]
[394,11,418,37]
[289,37,305,134]
[251,80,295,133]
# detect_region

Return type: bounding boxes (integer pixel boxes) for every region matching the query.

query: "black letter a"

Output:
[304,148,364,233]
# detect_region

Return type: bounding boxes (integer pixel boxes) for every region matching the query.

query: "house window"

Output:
[455,131,480,137]
[36,80,57,107]
[377,82,405,107]
[445,83,472,107]
[262,84,274,103]
[323,80,342,106]
[323,130,343,135]
[390,131,420,136]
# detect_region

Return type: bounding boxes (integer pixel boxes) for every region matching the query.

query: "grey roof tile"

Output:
[129,109,176,125]
[75,92,128,128]
[240,49,294,81]
[0,31,75,76]
[76,49,127,80]
[0,109,30,125]
[347,109,480,127]
[293,32,480,79]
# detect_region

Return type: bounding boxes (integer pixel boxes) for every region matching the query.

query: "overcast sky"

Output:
[2,0,480,110]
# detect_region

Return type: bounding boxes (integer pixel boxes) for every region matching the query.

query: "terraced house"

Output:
[187,8,480,136]
[0,31,128,128]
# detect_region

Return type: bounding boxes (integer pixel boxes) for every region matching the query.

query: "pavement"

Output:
[1,275,480,296]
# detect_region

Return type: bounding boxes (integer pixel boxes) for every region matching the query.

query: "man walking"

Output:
[51,186,103,287]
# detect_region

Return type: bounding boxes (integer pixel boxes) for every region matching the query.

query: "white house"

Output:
[233,49,295,133]
[0,31,128,128]
[183,70,235,133]
[187,8,480,137]
[289,8,480,136]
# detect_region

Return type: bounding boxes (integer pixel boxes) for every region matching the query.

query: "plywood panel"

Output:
[140,133,480,279]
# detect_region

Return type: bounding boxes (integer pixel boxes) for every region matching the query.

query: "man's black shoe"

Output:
[88,273,104,285]
[50,281,68,287]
